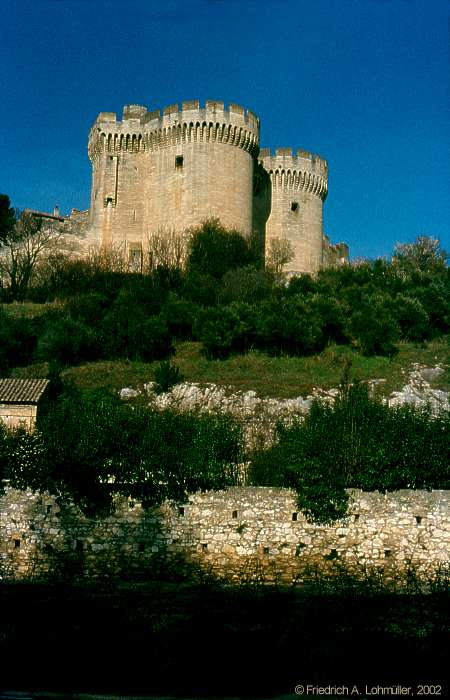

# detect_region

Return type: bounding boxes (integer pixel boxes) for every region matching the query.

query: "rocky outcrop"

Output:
[119,364,448,449]
[387,364,449,415]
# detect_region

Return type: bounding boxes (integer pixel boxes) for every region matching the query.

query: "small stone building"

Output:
[0,378,49,430]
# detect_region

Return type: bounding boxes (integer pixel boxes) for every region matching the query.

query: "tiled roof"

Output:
[0,378,50,404]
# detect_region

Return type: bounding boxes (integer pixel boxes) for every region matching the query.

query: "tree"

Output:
[0,211,67,300]
[186,218,258,280]
[266,237,295,274]
[392,236,448,276]
[0,194,16,246]
[145,227,191,271]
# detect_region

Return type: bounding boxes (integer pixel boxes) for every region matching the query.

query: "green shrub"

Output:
[255,297,325,356]
[351,294,399,356]
[195,304,256,359]
[218,266,275,305]
[64,292,110,326]
[249,378,450,524]
[0,311,39,374]
[153,360,184,393]
[161,297,199,339]
[25,388,244,514]
[100,303,173,362]
[35,317,99,365]
[186,218,259,280]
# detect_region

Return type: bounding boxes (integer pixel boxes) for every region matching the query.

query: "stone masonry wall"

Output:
[1,487,448,587]
[0,404,37,431]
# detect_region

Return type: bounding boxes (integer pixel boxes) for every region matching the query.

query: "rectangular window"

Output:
[175,155,184,168]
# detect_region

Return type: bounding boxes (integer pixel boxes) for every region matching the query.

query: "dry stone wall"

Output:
[1,486,448,587]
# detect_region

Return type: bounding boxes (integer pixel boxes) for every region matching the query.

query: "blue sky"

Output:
[1,0,449,260]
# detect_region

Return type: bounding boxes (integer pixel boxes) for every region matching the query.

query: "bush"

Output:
[100,297,173,361]
[255,297,325,356]
[153,360,184,393]
[391,294,430,343]
[0,311,39,374]
[186,219,259,280]
[64,292,110,326]
[31,257,128,302]
[24,389,244,514]
[218,266,275,305]
[161,297,199,340]
[249,378,450,524]
[351,294,399,356]
[36,317,100,366]
[195,304,256,359]
[182,269,218,306]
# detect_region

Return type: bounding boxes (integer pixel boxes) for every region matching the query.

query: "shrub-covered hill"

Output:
[1,225,448,377]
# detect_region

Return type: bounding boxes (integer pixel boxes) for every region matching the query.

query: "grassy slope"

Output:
[35,338,450,398]
[4,303,449,399]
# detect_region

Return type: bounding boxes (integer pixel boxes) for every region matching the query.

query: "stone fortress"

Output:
[54,100,348,274]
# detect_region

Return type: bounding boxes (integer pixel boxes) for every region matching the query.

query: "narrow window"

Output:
[354,514,360,522]
[263,547,270,555]
[105,196,113,207]
[384,549,391,559]
[291,201,299,212]
[415,516,422,525]
[292,512,298,521]
[14,539,20,549]
[178,506,185,517]
[175,155,184,168]
[201,542,208,550]
[232,510,238,519]
[129,501,135,510]
[46,505,52,514]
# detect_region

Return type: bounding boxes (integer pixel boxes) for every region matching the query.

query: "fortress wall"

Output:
[111,151,146,249]
[144,140,254,236]
[1,487,448,586]
[88,150,147,251]
[259,149,328,274]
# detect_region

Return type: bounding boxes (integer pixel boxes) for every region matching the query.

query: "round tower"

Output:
[258,148,328,275]
[142,101,259,237]
[87,101,260,253]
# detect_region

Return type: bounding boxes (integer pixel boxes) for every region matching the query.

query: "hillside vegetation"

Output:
[1,220,448,381]
[1,219,449,524]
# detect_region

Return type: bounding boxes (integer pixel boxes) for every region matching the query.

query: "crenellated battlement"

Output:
[88,100,260,160]
[258,148,328,200]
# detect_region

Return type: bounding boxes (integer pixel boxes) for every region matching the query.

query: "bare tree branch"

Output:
[0,212,69,300]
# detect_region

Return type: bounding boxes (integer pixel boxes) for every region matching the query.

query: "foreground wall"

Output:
[1,487,448,585]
